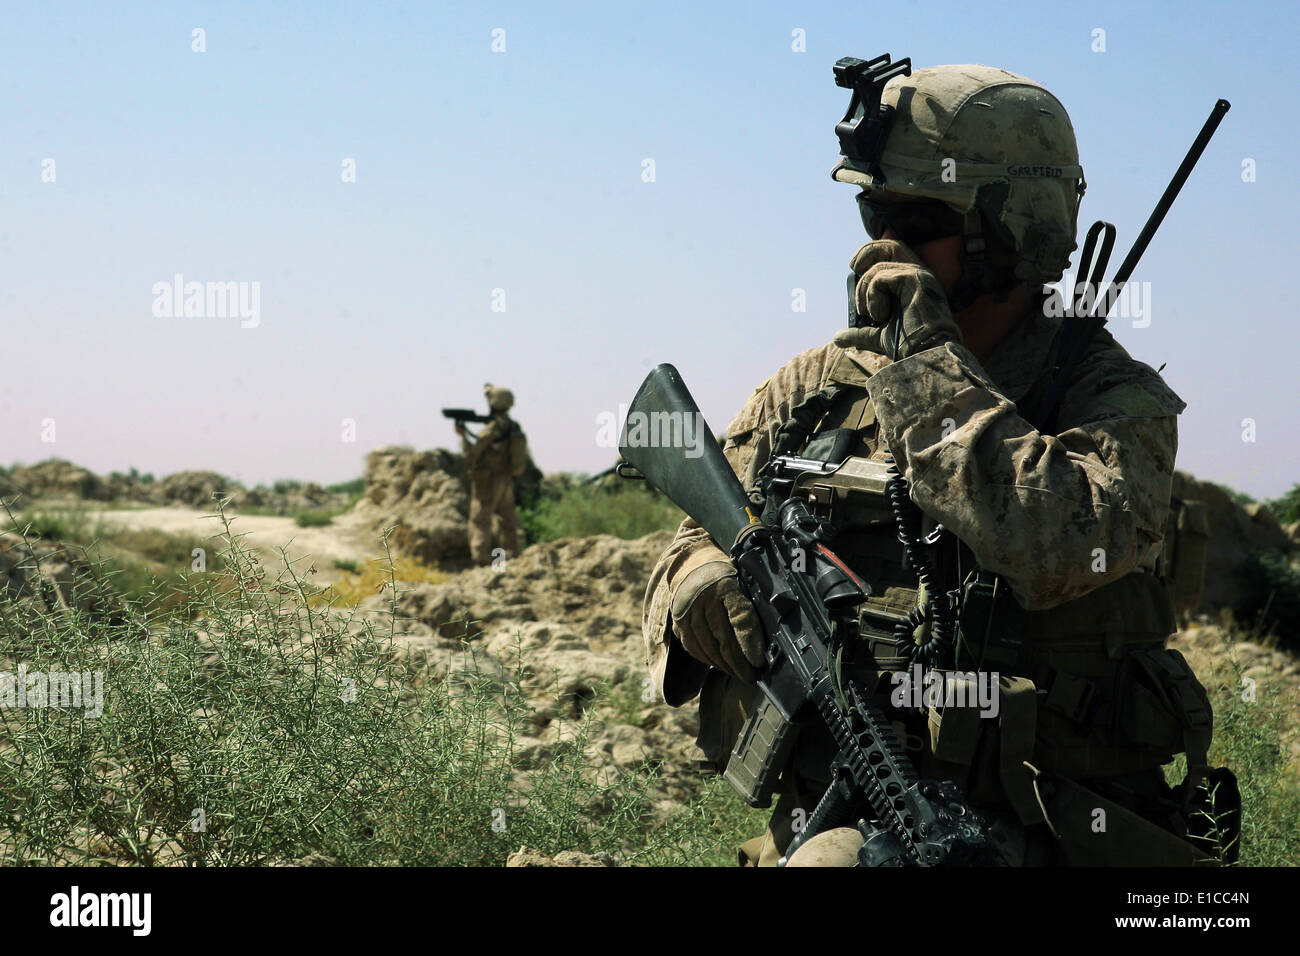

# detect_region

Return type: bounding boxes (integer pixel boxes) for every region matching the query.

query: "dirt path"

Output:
[86,505,382,577]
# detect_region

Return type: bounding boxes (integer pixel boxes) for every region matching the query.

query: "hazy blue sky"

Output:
[5,0,1297,498]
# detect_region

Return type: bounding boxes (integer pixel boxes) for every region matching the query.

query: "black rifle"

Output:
[442,407,493,441]
[619,364,998,866]
[441,407,493,425]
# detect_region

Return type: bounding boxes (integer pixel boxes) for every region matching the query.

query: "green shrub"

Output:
[1268,483,1300,525]
[1235,552,1300,653]
[1165,645,1300,866]
[520,483,683,545]
[7,507,96,544]
[327,478,366,496]
[294,511,334,528]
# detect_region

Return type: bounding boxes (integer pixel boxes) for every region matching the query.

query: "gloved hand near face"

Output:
[833,239,963,360]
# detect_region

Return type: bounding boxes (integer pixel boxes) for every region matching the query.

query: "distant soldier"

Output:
[455,384,528,565]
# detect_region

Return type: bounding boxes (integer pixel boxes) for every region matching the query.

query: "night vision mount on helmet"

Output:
[830,52,1230,435]
[831,54,1088,314]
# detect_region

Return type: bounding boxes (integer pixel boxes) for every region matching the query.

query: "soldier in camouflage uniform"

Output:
[643,65,1233,866]
[456,384,525,565]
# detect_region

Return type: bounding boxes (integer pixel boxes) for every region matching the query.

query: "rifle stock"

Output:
[619,364,760,549]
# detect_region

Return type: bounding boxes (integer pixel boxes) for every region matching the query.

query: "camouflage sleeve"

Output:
[864,342,1180,610]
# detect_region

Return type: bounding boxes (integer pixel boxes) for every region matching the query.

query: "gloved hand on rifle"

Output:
[833,239,963,360]
[670,558,765,682]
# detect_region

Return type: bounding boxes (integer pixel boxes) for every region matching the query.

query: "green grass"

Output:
[520,482,683,545]
[294,511,334,528]
[0,500,750,866]
[6,505,99,543]
[1164,626,1300,866]
[3,503,229,615]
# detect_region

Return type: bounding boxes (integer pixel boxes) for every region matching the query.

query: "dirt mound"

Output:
[353,446,472,563]
[2,460,351,516]
[1173,471,1296,611]
[153,471,247,509]
[359,529,706,819]
[239,481,343,516]
[505,847,620,867]
[2,460,109,502]
[389,532,667,642]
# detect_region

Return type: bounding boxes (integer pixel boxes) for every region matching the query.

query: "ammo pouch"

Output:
[919,570,1216,822]
[1037,775,1214,866]
[710,376,1219,830]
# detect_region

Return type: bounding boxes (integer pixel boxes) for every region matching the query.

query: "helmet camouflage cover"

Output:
[484,384,515,412]
[832,64,1086,285]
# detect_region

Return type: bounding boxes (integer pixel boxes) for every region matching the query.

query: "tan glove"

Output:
[833,240,962,360]
[670,560,765,682]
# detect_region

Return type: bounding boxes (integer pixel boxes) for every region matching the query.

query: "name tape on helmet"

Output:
[878,154,1084,180]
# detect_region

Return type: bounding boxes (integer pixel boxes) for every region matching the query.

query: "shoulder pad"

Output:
[1061,329,1186,425]
[725,377,770,440]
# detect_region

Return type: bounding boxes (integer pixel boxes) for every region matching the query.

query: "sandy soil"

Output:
[85,505,381,579]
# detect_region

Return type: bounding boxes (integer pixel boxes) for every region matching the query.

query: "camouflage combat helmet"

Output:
[832,63,1086,303]
[484,383,515,412]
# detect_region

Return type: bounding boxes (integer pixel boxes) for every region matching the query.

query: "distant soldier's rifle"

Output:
[442,407,493,441]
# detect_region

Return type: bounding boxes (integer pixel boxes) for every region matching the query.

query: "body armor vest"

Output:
[754,380,1210,790]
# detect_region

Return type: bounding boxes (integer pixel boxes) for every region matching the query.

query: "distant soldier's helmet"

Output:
[484,384,515,412]
[832,64,1086,298]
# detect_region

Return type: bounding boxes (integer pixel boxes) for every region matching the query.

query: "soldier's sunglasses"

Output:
[857,194,964,246]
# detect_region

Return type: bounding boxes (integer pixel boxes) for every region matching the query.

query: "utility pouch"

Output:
[723,691,802,808]
[997,676,1045,825]
[925,672,987,791]
[958,571,1031,674]
[800,427,859,466]
[1116,646,1213,771]
[1041,775,1214,866]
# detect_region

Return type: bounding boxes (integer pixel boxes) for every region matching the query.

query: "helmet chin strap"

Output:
[946,209,1021,314]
